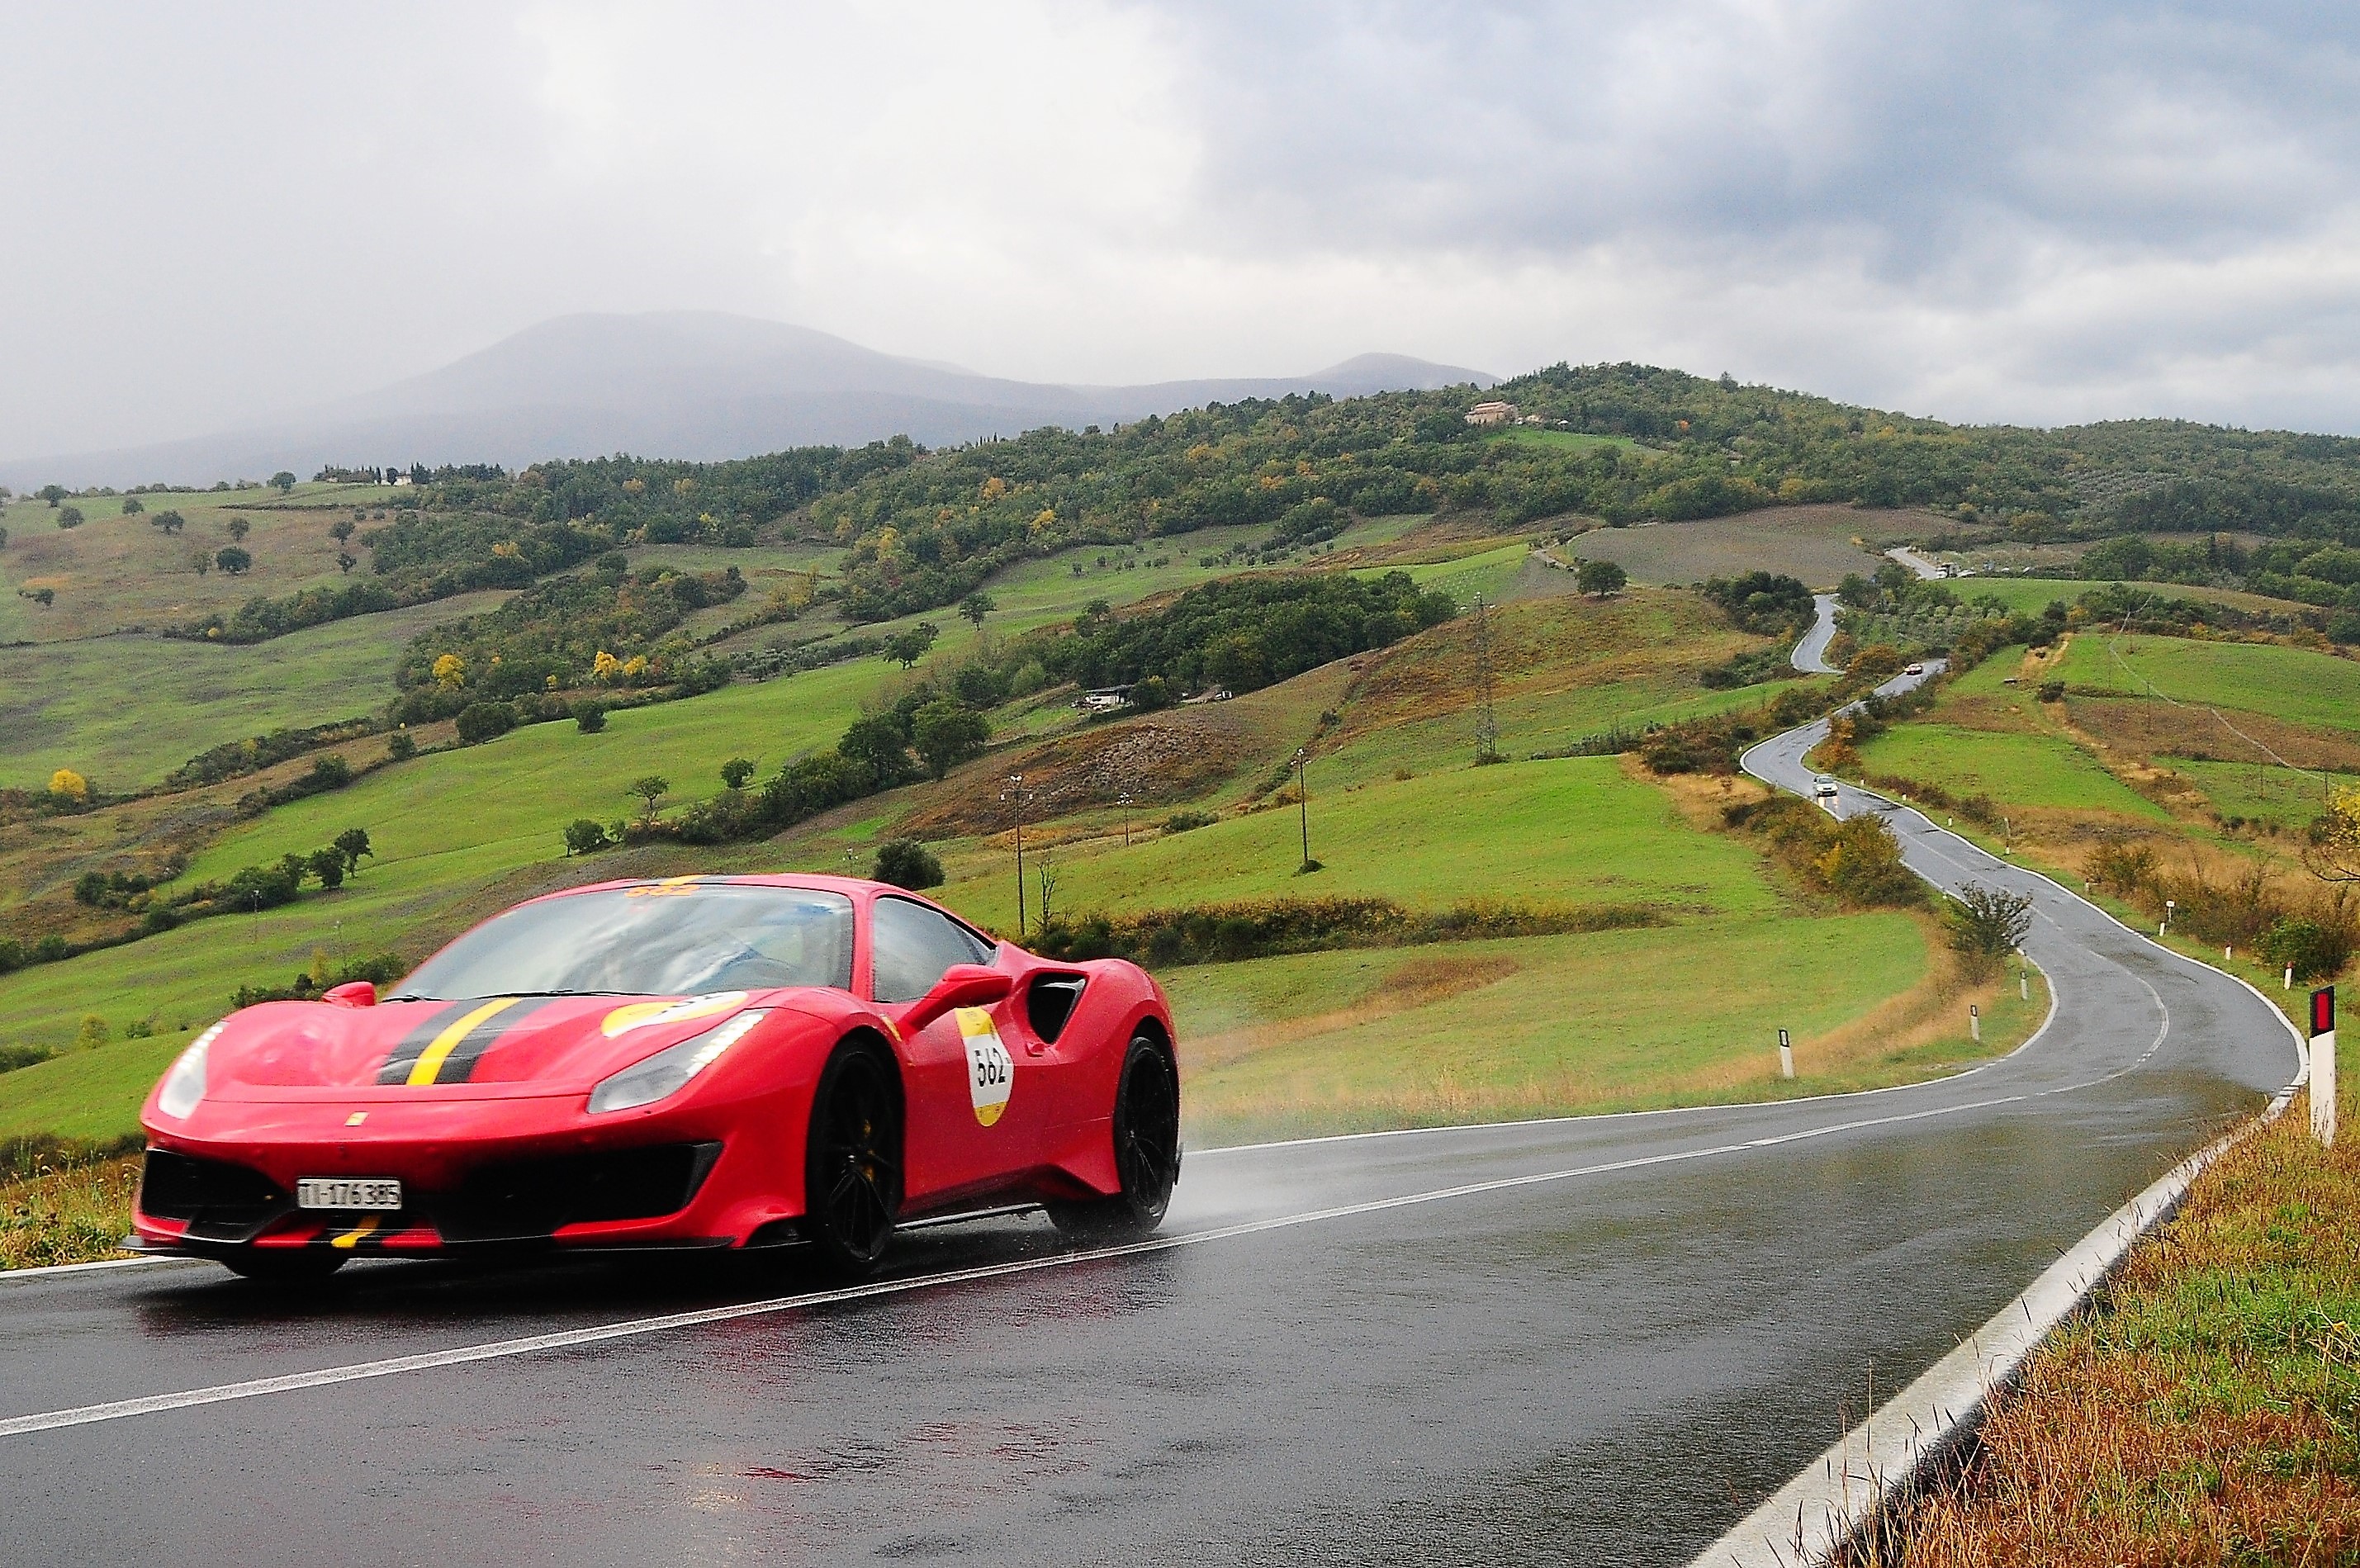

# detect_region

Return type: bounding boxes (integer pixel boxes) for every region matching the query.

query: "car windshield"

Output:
[391,884,854,1000]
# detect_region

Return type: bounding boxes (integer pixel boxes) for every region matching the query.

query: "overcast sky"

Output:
[6,1,2360,457]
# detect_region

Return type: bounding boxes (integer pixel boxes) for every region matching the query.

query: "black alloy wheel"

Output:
[222,1248,348,1286]
[1049,1033,1182,1241]
[803,1041,904,1276]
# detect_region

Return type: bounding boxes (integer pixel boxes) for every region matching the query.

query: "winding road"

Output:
[0,666,2301,1566]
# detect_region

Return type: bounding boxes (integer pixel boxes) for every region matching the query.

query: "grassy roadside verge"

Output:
[1893,1073,2359,1564]
[0,1156,139,1270]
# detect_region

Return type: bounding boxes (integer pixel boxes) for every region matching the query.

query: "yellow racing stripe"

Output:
[405,997,518,1086]
[329,1216,380,1250]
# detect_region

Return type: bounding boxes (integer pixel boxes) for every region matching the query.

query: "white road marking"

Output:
[0,1031,2210,1444]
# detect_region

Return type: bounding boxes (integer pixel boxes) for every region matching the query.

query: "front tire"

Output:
[802,1040,904,1277]
[1049,1032,1181,1242]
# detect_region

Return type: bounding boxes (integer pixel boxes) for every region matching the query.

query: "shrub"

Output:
[563,819,610,856]
[455,701,518,744]
[1946,884,2036,979]
[1813,815,1924,908]
[2260,917,2353,983]
[386,730,417,760]
[575,700,607,734]
[1161,811,1216,835]
[874,838,945,890]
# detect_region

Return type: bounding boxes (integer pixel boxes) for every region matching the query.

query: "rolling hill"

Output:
[0,314,1495,489]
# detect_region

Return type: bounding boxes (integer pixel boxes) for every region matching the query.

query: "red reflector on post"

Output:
[2315,987,2338,1040]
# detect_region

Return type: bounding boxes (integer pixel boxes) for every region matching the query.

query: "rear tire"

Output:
[1048,1032,1181,1243]
[222,1248,348,1286]
[802,1040,904,1277]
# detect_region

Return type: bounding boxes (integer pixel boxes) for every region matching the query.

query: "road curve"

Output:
[1791,593,1842,673]
[0,689,2301,1566]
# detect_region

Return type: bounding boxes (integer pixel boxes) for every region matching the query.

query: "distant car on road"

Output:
[1904,661,1926,675]
[132,876,1182,1286]
[1813,775,1840,800]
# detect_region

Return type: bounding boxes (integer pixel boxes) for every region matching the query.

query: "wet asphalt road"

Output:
[0,676,2302,1567]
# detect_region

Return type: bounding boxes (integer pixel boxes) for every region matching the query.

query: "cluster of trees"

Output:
[1031,894,1665,968]
[566,676,996,855]
[171,829,374,925]
[1721,795,1924,911]
[391,560,744,713]
[164,719,380,790]
[1701,572,1817,637]
[1038,571,1455,697]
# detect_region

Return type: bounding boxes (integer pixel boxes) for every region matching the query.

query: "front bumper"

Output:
[134,1092,780,1258]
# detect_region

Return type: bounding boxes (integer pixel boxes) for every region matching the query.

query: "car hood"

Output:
[201,991,789,1098]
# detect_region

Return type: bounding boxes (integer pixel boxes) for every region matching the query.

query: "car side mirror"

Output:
[323,981,377,1008]
[898,964,1013,1034]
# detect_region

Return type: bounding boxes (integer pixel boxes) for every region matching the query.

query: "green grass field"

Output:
[0,488,377,645]
[1931,576,2318,619]
[1486,427,1648,456]
[1855,723,2173,819]
[2160,757,2354,829]
[0,592,509,791]
[2053,633,2360,733]
[931,755,1780,933]
[1357,541,1530,608]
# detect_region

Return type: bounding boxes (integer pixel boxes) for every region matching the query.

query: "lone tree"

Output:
[2304,784,2360,883]
[336,552,358,574]
[1945,883,2035,979]
[120,495,144,515]
[37,485,65,506]
[628,775,670,820]
[55,505,83,529]
[884,622,941,669]
[873,838,945,890]
[958,591,996,629]
[564,819,610,856]
[1576,558,1628,597]
[153,509,186,534]
[910,699,988,780]
[215,545,252,576]
[329,518,356,545]
[333,827,373,877]
[269,471,296,492]
[225,516,251,542]
[718,756,756,790]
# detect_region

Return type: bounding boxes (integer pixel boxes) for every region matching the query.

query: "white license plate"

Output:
[296,1177,403,1211]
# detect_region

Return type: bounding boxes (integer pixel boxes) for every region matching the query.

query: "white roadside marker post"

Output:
[1778,1028,1794,1081]
[2311,988,2338,1150]
[2287,964,2296,992]
[1969,1003,1981,1044]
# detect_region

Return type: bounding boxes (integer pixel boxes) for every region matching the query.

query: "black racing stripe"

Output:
[373,1002,479,1086]
[432,997,562,1085]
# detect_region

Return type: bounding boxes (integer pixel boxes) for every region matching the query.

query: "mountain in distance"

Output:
[2,313,1498,489]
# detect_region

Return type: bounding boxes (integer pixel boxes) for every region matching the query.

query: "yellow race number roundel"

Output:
[956,1007,1014,1127]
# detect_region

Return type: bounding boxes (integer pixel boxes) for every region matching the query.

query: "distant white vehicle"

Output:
[1904,661,1925,675]
[1813,775,1840,800]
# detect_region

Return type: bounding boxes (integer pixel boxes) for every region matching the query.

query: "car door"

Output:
[869,896,1038,1202]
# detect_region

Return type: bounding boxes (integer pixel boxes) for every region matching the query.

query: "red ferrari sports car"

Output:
[132,875,1182,1282]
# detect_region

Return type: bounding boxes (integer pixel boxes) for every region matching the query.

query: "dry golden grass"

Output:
[1182,952,1525,1072]
[0,1155,137,1269]
[1898,1081,2360,1566]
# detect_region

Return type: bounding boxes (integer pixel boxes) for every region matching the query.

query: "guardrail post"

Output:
[1970,1003,1981,1044]
[2312,988,2338,1150]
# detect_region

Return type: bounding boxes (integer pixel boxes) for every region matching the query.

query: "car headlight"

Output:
[588,1010,766,1114]
[157,1022,226,1120]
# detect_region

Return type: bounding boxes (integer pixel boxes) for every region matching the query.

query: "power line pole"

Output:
[1471,591,1500,765]
[1001,773,1028,933]
[1293,747,1314,872]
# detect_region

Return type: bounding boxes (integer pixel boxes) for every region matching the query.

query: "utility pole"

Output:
[1471,591,1500,765]
[1001,773,1028,932]
[1293,748,1314,872]
[1119,791,1134,848]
